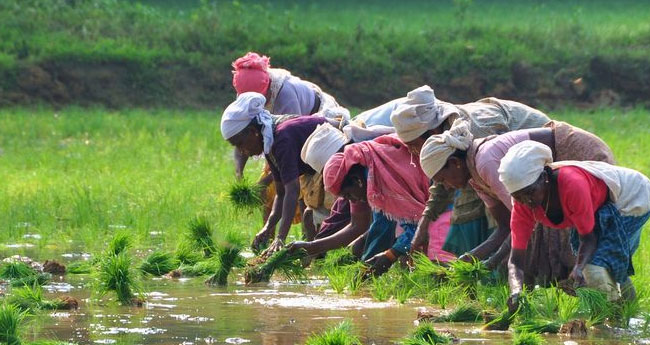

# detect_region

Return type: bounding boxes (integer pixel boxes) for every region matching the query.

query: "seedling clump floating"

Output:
[140,250,179,276]
[187,216,217,257]
[304,321,362,345]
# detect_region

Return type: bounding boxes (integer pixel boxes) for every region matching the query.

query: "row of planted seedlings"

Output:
[308,247,650,344]
[0,202,313,345]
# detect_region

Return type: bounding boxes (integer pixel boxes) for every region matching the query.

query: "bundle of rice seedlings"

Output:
[174,240,203,266]
[106,232,132,256]
[66,261,93,274]
[576,288,612,326]
[401,322,451,345]
[178,260,219,277]
[140,251,179,276]
[410,252,448,283]
[96,252,142,305]
[327,267,348,294]
[432,303,483,322]
[0,262,37,280]
[304,321,362,345]
[0,302,25,345]
[205,243,246,286]
[514,319,561,334]
[556,291,580,323]
[512,331,544,345]
[371,274,392,301]
[483,309,516,331]
[448,259,489,299]
[426,283,458,309]
[7,285,72,311]
[244,248,307,285]
[187,216,216,257]
[228,178,263,211]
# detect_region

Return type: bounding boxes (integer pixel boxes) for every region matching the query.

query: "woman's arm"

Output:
[570,231,598,286]
[411,184,454,253]
[507,247,527,312]
[463,203,511,260]
[265,178,300,252]
[289,206,371,255]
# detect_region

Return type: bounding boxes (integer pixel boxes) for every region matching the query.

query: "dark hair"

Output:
[441,149,467,169]
[341,164,366,190]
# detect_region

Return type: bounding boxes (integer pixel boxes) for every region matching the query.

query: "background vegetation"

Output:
[1,0,649,109]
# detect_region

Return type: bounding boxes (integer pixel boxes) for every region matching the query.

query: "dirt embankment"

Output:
[1,56,648,110]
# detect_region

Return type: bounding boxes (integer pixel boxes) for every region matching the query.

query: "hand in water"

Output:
[364,251,395,277]
[261,238,285,256]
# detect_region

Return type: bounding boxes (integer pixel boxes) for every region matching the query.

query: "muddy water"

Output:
[3,248,645,344]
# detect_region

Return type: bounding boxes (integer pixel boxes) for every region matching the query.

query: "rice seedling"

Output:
[370,275,391,302]
[0,302,25,345]
[401,322,451,345]
[140,250,179,276]
[228,178,263,211]
[96,252,142,305]
[174,240,203,266]
[326,267,348,294]
[66,261,93,274]
[7,285,73,311]
[344,262,367,295]
[613,297,641,328]
[205,236,247,286]
[0,262,36,280]
[576,288,613,326]
[426,284,458,310]
[512,331,544,345]
[431,303,483,322]
[514,319,561,334]
[529,287,560,320]
[315,247,357,273]
[187,216,216,257]
[9,273,51,288]
[395,284,414,305]
[477,284,510,312]
[448,259,489,300]
[106,232,132,256]
[304,321,362,345]
[556,292,580,323]
[244,248,307,285]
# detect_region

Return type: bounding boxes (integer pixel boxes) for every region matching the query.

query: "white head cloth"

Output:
[221,92,274,154]
[419,119,474,179]
[301,123,349,173]
[498,140,553,193]
[390,85,450,142]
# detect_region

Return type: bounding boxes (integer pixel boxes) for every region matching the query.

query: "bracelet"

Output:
[384,249,398,262]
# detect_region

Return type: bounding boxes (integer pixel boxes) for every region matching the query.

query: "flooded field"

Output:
[3,247,646,345]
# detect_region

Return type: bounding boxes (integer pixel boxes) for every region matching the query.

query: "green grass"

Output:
[513,331,545,345]
[0,302,25,345]
[304,321,362,345]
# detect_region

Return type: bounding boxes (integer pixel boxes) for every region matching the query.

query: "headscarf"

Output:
[390,85,451,142]
[419,119,474,179]
[300,123,350,173]
[220,92,274,154]
[323,134,430,222]
[498,140,553,193]
[232,52,271,95]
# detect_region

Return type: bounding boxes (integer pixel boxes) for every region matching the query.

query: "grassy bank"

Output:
[1,0,650,108]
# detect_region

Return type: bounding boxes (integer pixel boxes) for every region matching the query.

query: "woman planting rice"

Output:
[320,134,455,275]
[418,119,615,284]
[221,92,331,253]
[499,141,650,304]
[290,121,451,264]
[230,52,346,178]
[390,85,551,260]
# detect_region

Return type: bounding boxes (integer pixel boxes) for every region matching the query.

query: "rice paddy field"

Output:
[1,106,650,344]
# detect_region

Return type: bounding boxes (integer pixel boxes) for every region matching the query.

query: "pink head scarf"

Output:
[323,134,431,223]
[232,52,271,95]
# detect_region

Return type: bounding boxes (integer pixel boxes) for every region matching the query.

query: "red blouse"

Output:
[511,166,608,250]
